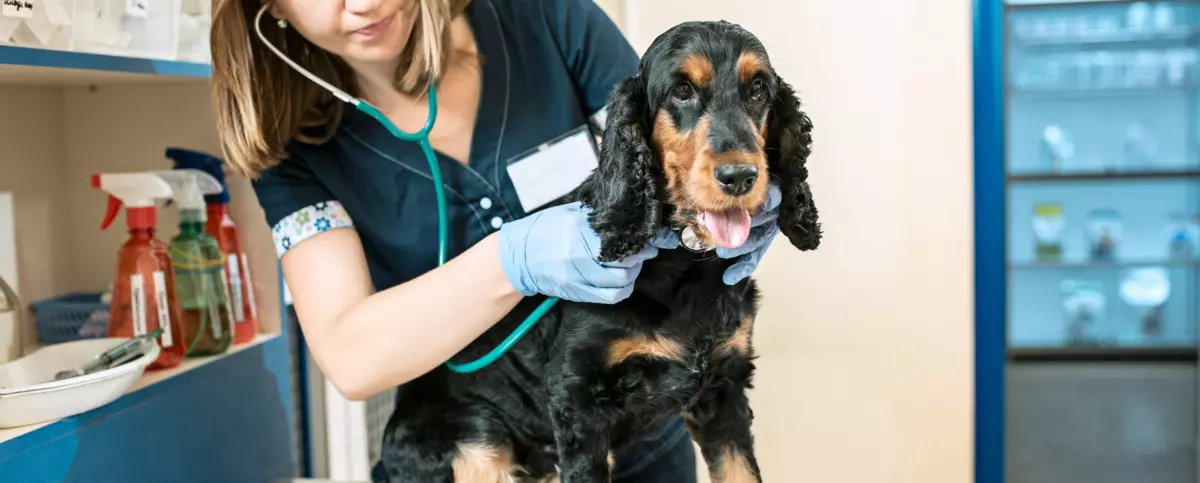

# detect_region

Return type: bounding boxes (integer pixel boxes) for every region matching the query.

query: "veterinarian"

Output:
[209,0,779,480]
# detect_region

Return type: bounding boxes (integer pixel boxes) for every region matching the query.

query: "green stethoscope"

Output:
[255,5,558,374]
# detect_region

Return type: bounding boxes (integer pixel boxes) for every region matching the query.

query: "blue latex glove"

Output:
[717,184,782,284]
[499,201,672,304]
[651,184,782,285]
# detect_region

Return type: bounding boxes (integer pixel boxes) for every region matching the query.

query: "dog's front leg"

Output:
[546,375,613,483]
[684,358,762,482]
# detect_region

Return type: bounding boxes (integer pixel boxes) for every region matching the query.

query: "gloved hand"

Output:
[717,183,782,284]
[499,201,672,304]
[650,183,782,285]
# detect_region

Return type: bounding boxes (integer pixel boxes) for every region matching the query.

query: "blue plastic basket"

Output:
[29,292,110,343]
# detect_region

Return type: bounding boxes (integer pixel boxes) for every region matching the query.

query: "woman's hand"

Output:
[652,184,783,285]
[716,183,782,284]
[499,201,670,304]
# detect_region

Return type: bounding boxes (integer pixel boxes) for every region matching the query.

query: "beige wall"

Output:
[619,1,975,481]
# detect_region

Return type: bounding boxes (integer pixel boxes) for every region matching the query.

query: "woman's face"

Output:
[271,0,419,66]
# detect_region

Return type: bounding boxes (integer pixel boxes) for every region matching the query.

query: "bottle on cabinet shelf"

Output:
[160,169,235,357]
[165,148,259,345]
[91,171,187,371]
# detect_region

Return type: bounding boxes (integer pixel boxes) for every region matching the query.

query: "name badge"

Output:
[506,126,600,213]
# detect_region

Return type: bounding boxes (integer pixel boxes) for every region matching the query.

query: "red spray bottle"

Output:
[92,172,187,370]
[166,148,259,344]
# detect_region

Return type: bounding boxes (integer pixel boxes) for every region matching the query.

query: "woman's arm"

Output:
[283,227,521,400]
[281,200,667,401]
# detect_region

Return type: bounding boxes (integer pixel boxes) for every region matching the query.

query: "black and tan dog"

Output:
[378,19,820,483]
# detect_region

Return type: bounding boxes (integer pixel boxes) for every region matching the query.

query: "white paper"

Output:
[130,273,147,337]
[506,127,600,212]
[0,193,18,363]
[2,0,35,19]
[44,2,69,26]
[152,271,172,347]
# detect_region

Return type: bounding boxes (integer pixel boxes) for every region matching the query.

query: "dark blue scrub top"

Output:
[253,0,637,293]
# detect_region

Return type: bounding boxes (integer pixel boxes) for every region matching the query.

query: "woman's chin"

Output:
[344,45,406,65]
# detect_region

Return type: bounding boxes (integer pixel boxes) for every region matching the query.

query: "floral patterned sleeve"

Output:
[271,201,355,258]
[251,152,357,260]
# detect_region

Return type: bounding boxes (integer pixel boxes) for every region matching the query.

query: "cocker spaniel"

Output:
[378,19,820,483]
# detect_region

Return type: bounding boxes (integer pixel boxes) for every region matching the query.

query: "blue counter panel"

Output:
[0,45,210,78]
[0,336,296,483]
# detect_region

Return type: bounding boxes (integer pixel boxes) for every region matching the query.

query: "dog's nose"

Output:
[714,164,758,196]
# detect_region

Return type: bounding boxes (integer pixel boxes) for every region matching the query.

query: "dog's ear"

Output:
[577,75,663,262]
[766,74,821,251]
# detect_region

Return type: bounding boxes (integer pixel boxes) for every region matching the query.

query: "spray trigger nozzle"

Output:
[101,195,123,230]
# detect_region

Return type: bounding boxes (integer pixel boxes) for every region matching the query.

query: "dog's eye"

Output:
[672,83,695,101]
[750,78,767,101]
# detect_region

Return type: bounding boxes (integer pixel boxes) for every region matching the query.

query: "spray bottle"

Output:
[92,172,187,371]
[166,147,259,345]
[161,169,235,357]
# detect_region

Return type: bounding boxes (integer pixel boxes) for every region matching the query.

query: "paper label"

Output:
[241,255,258,319]
[153,271,173,348]
[130,273,147,337]
[2,0,35,19]
[215,268,231,338]
[227,254,245,323]
[506,126,599,212]
[125,0,147,18]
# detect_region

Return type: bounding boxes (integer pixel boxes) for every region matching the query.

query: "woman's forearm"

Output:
[290,231,523,400]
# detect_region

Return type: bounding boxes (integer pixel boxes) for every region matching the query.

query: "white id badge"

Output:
[506,126,600,213]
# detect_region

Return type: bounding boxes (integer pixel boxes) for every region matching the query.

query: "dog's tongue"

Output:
[698,209,752,249]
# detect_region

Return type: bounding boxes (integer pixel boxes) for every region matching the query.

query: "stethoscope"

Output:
[253,4,559,374]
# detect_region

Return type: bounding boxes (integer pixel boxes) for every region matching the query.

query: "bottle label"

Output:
[241,254,259,320]
[153,270,174,348]
[227,254,245,323]
[214,268,231,339]
[2,0,35,19]
[130,273,147,337]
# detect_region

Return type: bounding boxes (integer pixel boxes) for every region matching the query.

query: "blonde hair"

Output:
[210,0,471,176]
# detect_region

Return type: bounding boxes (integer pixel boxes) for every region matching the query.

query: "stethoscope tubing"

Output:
[252,4,557,374]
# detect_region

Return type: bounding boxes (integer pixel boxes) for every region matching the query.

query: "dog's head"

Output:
[579,20,821,262]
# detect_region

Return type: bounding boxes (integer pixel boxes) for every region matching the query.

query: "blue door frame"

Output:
[973,0,1006,482]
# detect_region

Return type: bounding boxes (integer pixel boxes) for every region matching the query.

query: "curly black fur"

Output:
[376,20,820,483]
[766,79,822,251]
[577,74,664,262]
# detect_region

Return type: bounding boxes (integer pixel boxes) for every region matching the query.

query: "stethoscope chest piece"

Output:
[680,226,714,252]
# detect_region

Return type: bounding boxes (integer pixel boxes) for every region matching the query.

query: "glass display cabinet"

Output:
[983,1,1200,483]
[1006,0,1200,355]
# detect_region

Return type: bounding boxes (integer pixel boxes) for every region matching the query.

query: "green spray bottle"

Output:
[161,169,235,356]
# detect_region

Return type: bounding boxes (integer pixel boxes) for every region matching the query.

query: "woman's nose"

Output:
[344,0,386,15]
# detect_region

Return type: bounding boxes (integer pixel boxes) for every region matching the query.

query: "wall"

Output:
[0,85,71,356]
[620,1,975,482]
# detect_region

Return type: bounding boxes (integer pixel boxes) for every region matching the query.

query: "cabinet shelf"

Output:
[1009,345,1197,362]
[1009,259,1200,270]
[1012,27,1200,47]
[1008,168,1200,182]
[1008,82,1200,98]
[1008,0,1180,8]
[0,45,210,85]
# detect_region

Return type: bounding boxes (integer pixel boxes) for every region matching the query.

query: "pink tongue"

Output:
[698,209,752,249]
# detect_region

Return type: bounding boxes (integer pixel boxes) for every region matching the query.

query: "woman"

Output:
[210,0,778,480]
